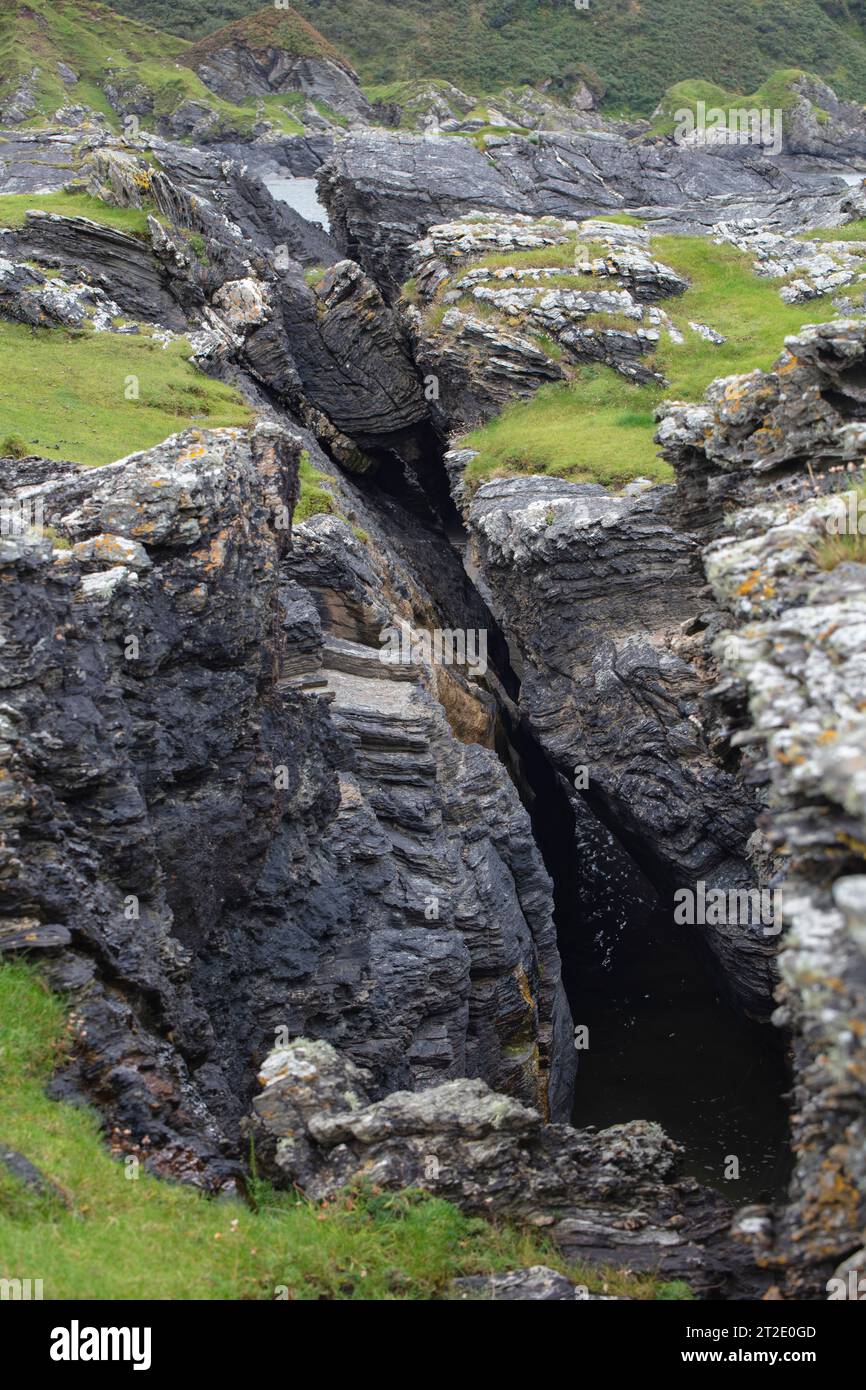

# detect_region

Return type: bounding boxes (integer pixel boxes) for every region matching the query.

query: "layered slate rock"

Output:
[403,215,704,431]
[319,130,860,294]
[656,321,866,1295]
[457,471,770,1013]
[0,421,574,1191]
[182,8,372,123]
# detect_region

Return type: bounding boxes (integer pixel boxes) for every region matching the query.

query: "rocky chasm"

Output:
[0,123,864,1300]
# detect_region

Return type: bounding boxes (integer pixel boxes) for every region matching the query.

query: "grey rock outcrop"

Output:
[319,130,861,295]
[403,214,699,429]
[248,1037,766,1297]
[0,420,574,1193]
[656,320,866,1293]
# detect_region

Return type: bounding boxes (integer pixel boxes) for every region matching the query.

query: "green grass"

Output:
[462,234,836,492]
[0,0,308,137]
[0,0,187,130]
[0,320,252,467]
[62,0,866,117]
[812,483,866,569]
[0,959,692,1300]
[296,450,337,521]
[0,191,153,239]
[460,239,579,274]
[648,69,810,138]
[800,218,866,242]
[282,0,866,115]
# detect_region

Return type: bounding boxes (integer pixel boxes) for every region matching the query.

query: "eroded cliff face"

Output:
[657,322,866,1294]
[2,123,865,1299]
[0,421,574,1194]
[317,130,863,296]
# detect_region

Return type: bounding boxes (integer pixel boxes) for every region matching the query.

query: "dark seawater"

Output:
[558,806,792,1201]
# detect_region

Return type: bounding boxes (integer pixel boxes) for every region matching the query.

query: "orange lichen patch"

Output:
[202,531,228,573]
[723,380,747,404]
[90,535,141,564]
[514,964,536,1013]
[177,446,206,463]
[816,729,839,745]
[777,355,800,375]
[798,1159,863,1250]
[838,832,866,857]
[751,425,784,448]
[736,569,762,596]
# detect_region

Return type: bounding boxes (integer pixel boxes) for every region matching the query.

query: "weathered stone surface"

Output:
[404,214,702,428]
[447,1266,594,1300]
[249,1038,766,1296]
[319,130,860,294]
[0,254,124,331]
[654,321,866,1294]
[461,473,771,1013]
[0,416,574,1196]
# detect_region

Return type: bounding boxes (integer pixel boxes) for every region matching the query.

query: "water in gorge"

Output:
[263,174,331,230]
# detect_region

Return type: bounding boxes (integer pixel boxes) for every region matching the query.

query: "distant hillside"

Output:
[0,0,360,136]
[0,0,187,126]
[111,0,866,114]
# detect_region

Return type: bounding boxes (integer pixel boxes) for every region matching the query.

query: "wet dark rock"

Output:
[0,418,574,1190]
[461,473,772,1013]
[5,211,188,329]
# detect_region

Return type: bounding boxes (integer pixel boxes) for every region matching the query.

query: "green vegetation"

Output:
[813,484,866,568]
[801,217,866,241]
[0,190,153,238]
[184,5,340,64]
[0,1,329,138]
[0,959,693,1299]
[0,0,186,130]
[649,69,826,137]
[1,434,28,459]
[0,320,251,467]
[296,449,337,520]
[113,0,866,115]
[462,234,837,491]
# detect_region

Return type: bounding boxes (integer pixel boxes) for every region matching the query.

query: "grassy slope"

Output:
[0,190,153,237]
[0,960,694,1299]
[0,185,252,466]
[113,0,866,114]
[0,0,314,136]
[461,234,839,491]
[0,320,252,467]
[648,69,833,137]
[184,6,342,65]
